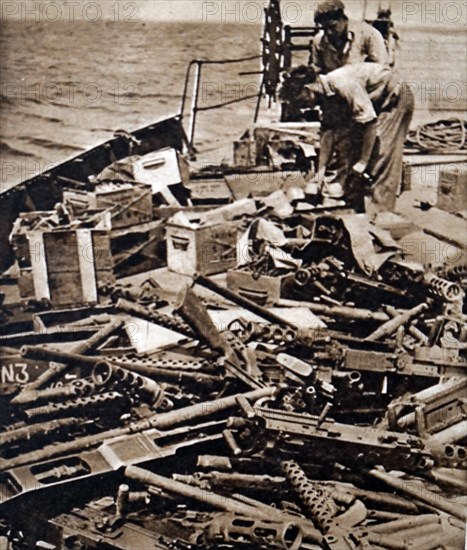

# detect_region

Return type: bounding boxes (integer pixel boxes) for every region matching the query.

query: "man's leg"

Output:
[367,85,415,212]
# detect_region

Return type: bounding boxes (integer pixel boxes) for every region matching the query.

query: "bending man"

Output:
[303,62,414,213]
[309,1,390,189]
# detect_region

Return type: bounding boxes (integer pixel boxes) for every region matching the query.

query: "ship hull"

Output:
[0,116,185,272]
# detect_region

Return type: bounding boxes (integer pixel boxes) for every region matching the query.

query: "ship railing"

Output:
[180,55,262,154]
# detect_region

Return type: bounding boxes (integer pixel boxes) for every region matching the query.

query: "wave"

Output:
[23,113,62,124]
[119,59,140,65]
[137,92,181,100]
[22,95,44,105]
[0,141,35,158]
[86,103,120,112]
[25,137,83,152]
[101,91,180,102]
[0,94,15,107]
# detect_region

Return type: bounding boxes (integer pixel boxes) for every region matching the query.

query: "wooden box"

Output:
[234,138,257,168]
[64,182,152,229]
[13,226,114,306]
[437,163,467,213]
[166,221,238,276]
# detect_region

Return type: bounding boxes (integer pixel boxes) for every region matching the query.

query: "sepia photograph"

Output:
[0,0,466,548]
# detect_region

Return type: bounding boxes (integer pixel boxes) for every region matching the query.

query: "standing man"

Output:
[373,8,400,67]
[310,0,389,73]
[309,1,390,191]
[301,63,414,214]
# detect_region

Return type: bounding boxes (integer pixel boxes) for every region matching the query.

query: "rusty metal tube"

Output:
[385,306,429,345]
[18,320,124,392]
[365,532,409,549]
[278,299,390,322]
[196,455,261,471]
[176,472,286,491]
[116,298,195,338]
[11,383,81,405]
[126,466,276,516]
[425,273,462,302]
[91,361,165,406]
[430,420,467,444]
[73,319,125,354]
[367,514,440,534]
[320,482,419,513]
[152,386,275,430]
[196,275,296,328]
[366,303,428,342]
[22,347,219,386]
[0,417,78,446]
[368,469,466,520]
[21,345,99,367]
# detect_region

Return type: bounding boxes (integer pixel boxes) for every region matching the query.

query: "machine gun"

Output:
[226,406,467,472]
[0,387,275,505]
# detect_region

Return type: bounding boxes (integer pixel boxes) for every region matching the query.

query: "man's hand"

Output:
[351,161,367,176]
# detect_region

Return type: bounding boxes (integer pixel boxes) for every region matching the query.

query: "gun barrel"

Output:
[18,320,124,392]
[196,275,295,329]
[21,345,99,367]
[151,386,275,430]
[366,303,428,342]
[368,468,466,520]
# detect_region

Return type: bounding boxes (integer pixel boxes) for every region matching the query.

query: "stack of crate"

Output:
[64,182,153,230]
[10,212,114,307]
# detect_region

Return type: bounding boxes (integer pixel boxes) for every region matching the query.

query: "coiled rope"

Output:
[406,118,466,152]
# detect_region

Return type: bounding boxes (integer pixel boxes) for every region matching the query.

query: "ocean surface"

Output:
[1,19,465,190]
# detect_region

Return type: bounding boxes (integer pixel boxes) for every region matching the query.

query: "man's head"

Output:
[280,65,318,103]
[314,1,348,42]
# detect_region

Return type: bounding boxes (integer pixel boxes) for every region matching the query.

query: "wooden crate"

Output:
[437,163,467,213]
[166,221,238,276]
[64,182,152,229]
[234,138,257,168]
[14,227,114,306]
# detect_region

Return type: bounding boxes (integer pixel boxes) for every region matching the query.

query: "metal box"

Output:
[166,221,238,276]
[254,123,320,166]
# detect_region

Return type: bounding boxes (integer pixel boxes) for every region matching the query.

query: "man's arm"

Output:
[329,70,379,175]
[352,120,377,175]
[316,129,335,186]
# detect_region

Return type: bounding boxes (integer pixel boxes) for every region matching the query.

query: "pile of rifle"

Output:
[0,202,466,550]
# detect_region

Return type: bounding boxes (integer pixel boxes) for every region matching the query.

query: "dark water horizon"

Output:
[0,20,264,190]
[1,19,465,190]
